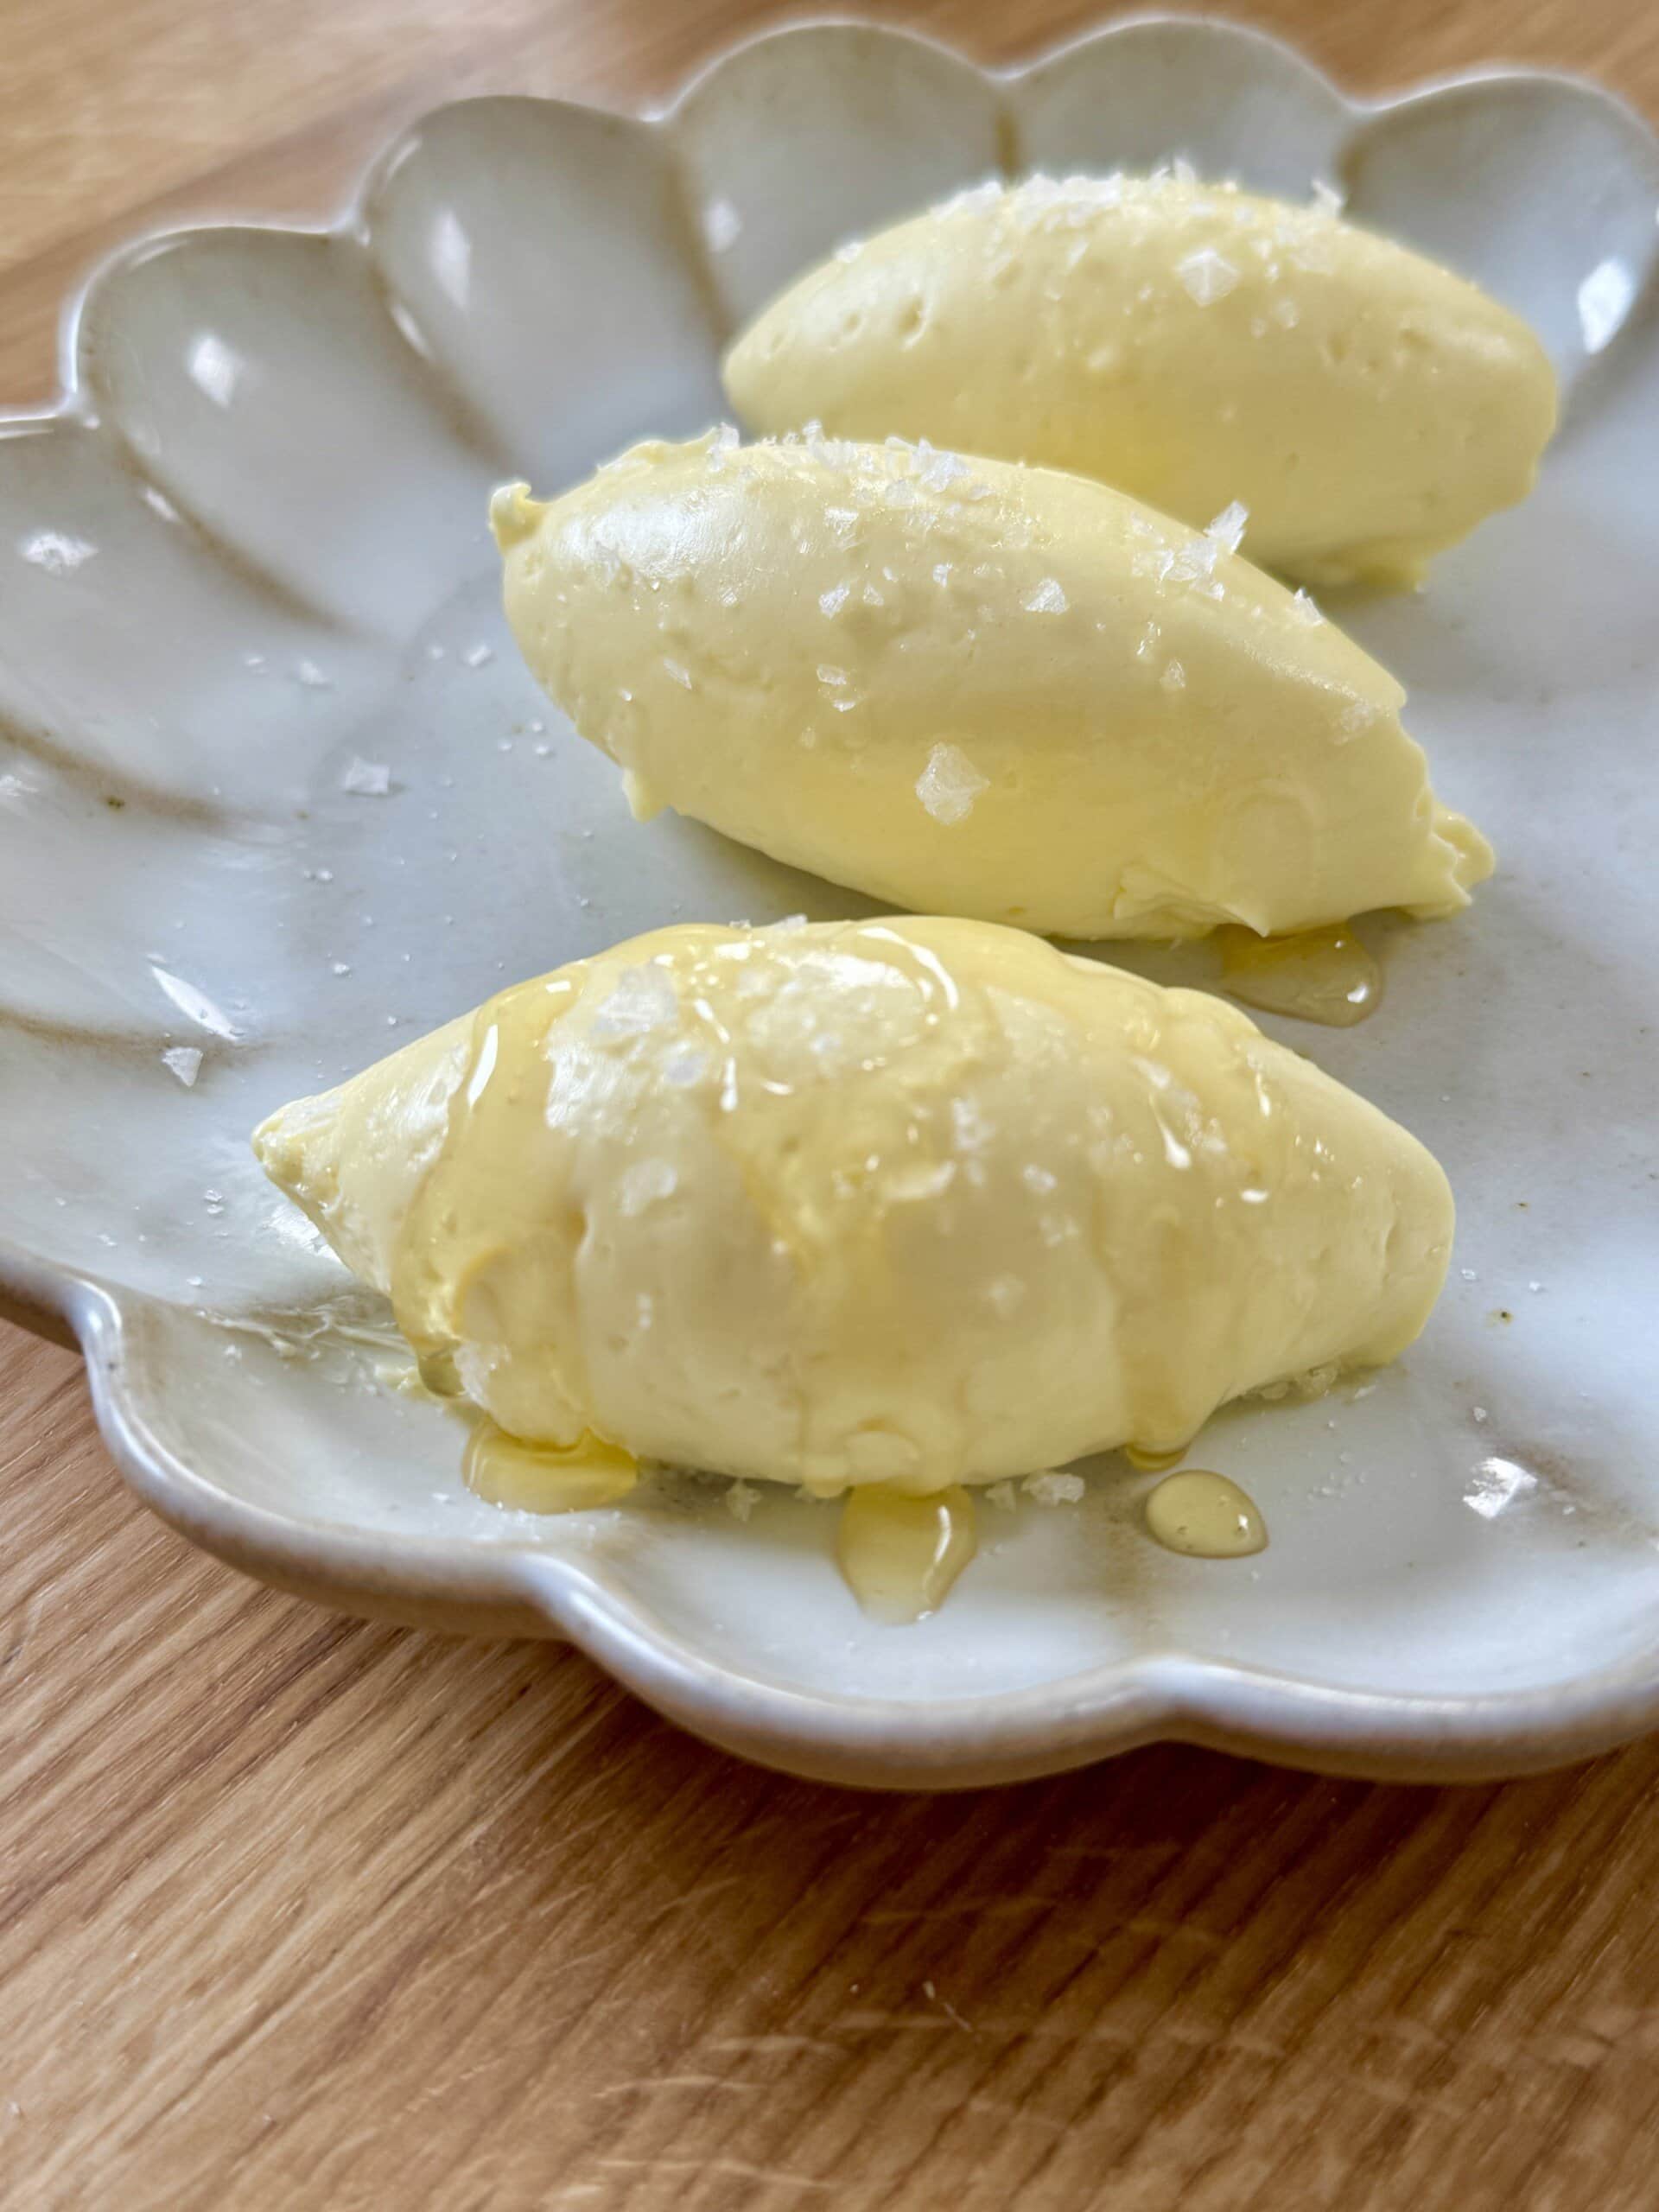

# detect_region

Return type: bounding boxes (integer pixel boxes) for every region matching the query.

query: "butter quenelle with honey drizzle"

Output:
[253,918,1453,1522]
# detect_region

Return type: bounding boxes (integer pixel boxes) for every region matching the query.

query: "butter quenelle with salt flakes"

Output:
[724,171,1558,589]
[491,431,1491,942]
[252,917,1454,1498]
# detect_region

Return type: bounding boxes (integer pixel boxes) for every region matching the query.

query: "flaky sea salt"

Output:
[619,1158,678,1217]
[1205,500,1248,554]
[819,584,850,618]
[1023,577,1069,614]
[984,1480,1019,1513]
[662,1046,708,1087]
[916,742,988,825]
[1336,702,1373,742]
[1176,247,1239,305]
[162,1046,202,1088]
[942,176,1003,219]
[725,1480,760,1522]
[1464,1459,1537,1520]
[1155,535,1223,593]
[1160,660,1186,693]
[1290,588,1325,626]
[952,1097,995,1153]
[20,530,96,575]
[917,448,973,493]
[592,963,678,1038]
[1025,1471,1085,1505]
[149,963,240,1043]
[340,756,391,796]
[462,642,494,669]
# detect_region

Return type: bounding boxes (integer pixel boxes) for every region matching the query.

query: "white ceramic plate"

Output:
[4,15,1657,1788]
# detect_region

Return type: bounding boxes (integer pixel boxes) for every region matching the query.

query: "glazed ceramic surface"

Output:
[3,15,1657,1786]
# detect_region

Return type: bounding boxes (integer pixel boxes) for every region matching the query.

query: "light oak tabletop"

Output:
[4,3,1659,2206]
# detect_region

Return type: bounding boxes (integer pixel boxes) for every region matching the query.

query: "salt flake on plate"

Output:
[1025,1471,1086,1505]
[340,756,391,797]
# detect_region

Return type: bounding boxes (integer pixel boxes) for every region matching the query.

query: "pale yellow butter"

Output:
[724,173,1557,588]
[253,918,1453,1492]
[492,433,1491,941]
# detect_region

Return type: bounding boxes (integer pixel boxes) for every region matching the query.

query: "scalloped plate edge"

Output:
[29,1265,1659,1787]
[6,11,1659,1785]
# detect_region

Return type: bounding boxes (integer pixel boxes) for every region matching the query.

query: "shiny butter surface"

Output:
[724,172,1558,588]
[252,918,1453,1495]
[493,433,1491,942]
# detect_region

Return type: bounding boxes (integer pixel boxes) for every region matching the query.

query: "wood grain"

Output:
[4,4,1659,2207]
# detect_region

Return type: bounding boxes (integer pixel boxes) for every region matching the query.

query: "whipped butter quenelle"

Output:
[253,918,1454,1517]
[724,172,1558,589]
[492,433,1492,943]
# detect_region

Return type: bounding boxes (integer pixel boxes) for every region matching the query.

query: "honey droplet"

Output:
[837,1484,978,1623]
[1124,1442,1187,1473]
[1144,1470,1268,1559]
[464,1422,639,1513]
[1219,924,1381,1027]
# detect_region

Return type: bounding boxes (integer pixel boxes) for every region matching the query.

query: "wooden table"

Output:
[5,3,1659,2203]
